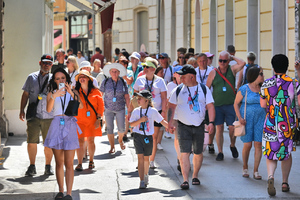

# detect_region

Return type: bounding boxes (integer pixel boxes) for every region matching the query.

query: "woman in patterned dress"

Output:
[260,54,300,196]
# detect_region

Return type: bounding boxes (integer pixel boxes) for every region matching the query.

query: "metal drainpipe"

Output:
[92,4,95,55]
[187,0,191,48]
[157,0,160,54]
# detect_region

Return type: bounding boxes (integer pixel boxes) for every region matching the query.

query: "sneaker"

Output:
[149,161,156,169]
[208,144,215,154]
[25,165,37,176]
[44,165,54,175]
[216,152,224,161]
[144,174,149,185]
[164,132,172,139]
[230,146,239,158]
[139,180,146,189]
[157,143,164,150]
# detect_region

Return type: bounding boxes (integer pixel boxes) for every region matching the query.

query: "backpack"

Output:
[242,64,258,85]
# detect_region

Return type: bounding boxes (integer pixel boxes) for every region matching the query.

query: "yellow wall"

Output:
[287,0,295,76]
[202,1,210,52]
[191,0,195,49]
[234,0,247,59]
[217,1,225,54]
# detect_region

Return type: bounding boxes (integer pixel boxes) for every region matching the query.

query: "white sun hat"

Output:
[103,63,127,77]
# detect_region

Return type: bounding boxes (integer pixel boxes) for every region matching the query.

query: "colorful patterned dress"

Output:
[260,74,300,161]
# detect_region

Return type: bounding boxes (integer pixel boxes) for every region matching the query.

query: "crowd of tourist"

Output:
[19,46,300,199]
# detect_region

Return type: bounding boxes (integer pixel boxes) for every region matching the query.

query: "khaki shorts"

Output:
[26,118,53,143]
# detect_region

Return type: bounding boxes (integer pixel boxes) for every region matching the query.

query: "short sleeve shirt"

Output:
[134,75,167,111]
[163,66,174,84]
[100,77,128,111]
[22,71,53,119]
[195,66,213,84]
[169,83,214,126]
[167,82,177,99]
[129,106,163,136]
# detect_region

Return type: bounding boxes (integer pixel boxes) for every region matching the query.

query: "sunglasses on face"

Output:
[144,66,151,69]
[66,61,70,64]
[158,57,164,59]
[179,57,185,59]
[43,62,52,66]
[259,72,264,76]
[218,59,228,63]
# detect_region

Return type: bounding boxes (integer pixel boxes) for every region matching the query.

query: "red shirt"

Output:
[90,53,104,69]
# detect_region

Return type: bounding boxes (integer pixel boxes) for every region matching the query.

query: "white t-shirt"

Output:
[134,75,167,111]
[169,83,214,126]
[76,57,86,65]
[65,69,79,87]
[195,66,213,84]
[129,106,164,136]
[163,66,174,84]
[229,60,238,88]
[167,82,177,99]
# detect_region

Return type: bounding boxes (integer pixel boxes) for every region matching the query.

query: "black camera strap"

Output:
[140,106,149,136]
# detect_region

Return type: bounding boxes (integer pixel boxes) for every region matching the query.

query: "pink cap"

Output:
[205,52,214,58]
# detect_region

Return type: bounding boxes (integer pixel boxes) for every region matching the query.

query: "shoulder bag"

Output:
[292,79,300,143]
[233,89,247,136]
[64,92,80,116]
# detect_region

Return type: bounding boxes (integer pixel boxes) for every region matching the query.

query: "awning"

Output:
[65,0,115,34]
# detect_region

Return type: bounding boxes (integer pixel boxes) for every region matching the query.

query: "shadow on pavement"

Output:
[74,169,96,177]
[121,169,159,178]
[121,188,186,198]
[6,174,55,185]
[93,151,122,160]
[0,192,56,200]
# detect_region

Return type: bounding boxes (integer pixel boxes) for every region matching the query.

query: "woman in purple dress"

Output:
[260,54,300,196]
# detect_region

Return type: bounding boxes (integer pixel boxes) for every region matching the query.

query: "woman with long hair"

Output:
[234,66,265,180]
[66,56,79,86]
[74,70,104,171]
[44,68,83,200]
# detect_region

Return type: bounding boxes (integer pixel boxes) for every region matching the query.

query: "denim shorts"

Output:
[215,104,236,126]
[133,133,153,156]
[104,109,126,134]
[177,121,204,155]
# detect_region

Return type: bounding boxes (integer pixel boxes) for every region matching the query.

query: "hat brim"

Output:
[75,73,94,82]
[133,92,152,99]
[42,59,53,63]
[103,63,127,77]
[129,55,140,61]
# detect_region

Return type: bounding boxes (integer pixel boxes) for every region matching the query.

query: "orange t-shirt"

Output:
[76,88,104,138]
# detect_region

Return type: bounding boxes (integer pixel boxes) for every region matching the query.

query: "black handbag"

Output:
[292,79,300,143]
[64,93,80,116]
[26,102,38,120]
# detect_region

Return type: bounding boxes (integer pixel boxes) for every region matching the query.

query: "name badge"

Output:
[60,118,65,126]
[113,97,116,102]
[223,87,227,92]
[87,111,91,117]
[38,94,43,100]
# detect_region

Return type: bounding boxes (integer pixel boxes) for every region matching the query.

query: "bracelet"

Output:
[50,93,54,100]
[209,121,215,125]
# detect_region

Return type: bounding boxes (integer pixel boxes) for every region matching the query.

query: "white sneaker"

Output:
[144,174,149,185]
[157,143,164,150]
[149,161,156,169]
[164,132,172,139]
[139,180,146,189]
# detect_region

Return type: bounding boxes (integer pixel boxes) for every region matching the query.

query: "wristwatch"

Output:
[209,121,215,125]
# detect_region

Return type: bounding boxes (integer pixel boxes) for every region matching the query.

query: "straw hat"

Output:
[75,70,94,82]
[103,63,127,77]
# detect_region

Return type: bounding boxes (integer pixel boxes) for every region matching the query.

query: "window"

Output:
[70,15,88,39]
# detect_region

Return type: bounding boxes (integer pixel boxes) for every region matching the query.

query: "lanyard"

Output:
[187,85,198,106]
[60,94,67,114]
[218,67,228,86]
[112,78,118,96]
[140,106,149,135]
[163,67,169,79]
[199,68,208,84]
[69,71,75,79]
[38,73,49,94]
[145,76,154,92]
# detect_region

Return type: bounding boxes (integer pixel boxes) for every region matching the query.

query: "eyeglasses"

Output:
[43,62,52,66]
[179,57,185,59]
[158,57,164,59]
[219,59,228,63]
[259,72,264,76]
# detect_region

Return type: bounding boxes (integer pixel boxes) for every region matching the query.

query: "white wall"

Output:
[4,0,53,135]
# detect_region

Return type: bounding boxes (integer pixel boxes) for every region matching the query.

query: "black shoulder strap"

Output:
[176,83,184,100]
[104,77,109,87]
[199,83,207,98]
[120,77,127,87]
[81,91,97,119]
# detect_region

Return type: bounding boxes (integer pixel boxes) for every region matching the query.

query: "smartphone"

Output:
[59,83,65,91]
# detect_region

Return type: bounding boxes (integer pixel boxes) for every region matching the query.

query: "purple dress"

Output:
[260,74,300,161]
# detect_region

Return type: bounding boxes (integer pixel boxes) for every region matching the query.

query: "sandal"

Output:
[89,161,95,169]
[180,181,189,190]
[282,182,290,192]
[109,148,115,154]
[192,178,200,185]
[55,192,64,200]
[242,169,249,178]
[120,142,126,150]
[253,172,262,180]
[267,177,276,196]
[75,164,83,171]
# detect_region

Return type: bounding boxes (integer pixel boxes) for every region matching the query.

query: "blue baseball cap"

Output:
[158,53,169,58]
[173,66,183,74]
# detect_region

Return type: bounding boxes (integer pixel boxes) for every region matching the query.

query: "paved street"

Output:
[1,128,300,200]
